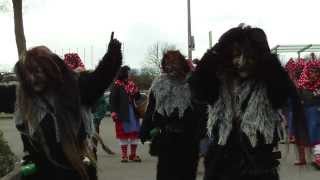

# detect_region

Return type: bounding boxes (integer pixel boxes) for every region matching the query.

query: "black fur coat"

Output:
[140,74,207,180]
[189,26,306,180]
[0,44,121,180]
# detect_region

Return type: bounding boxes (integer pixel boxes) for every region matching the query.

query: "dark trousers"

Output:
[156,133,200,180]
[204,133,280,180]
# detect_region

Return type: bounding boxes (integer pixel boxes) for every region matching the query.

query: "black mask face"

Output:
[231,43,256,78]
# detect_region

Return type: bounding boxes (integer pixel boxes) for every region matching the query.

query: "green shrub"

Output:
[0,130,16,177]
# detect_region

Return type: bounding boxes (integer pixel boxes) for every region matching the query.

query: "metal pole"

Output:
[209,31,213,48]
[122,43,125,64]
[91,46,94,69]
[83,48,86,67]
[187,0,192,59]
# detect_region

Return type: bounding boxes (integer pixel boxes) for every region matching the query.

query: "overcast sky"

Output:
[1,0,320,71]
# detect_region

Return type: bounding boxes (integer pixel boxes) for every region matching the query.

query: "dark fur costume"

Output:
[12,41,121,180]
[141,74,207,180]
[189,25,307,180]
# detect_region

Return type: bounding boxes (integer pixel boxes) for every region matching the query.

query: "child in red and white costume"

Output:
[110,66,142,162]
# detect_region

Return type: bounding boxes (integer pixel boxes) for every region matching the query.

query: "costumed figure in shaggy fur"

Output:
[110,66,142,162]
[189,24,308,180]
[12,34,121,180]
[140,50,207,180]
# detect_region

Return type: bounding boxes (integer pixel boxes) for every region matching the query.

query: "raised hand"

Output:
[108,39,121,53]
[107,31,121,57]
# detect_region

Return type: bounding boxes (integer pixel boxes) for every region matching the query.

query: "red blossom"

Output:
[285,58,306,87]
[298,60,320,92]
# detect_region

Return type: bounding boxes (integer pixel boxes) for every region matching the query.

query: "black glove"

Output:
[107,39,122,57]
[102,38,122,68]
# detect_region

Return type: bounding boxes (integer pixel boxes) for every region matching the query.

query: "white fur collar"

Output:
[208,79,280,147]
[150,74,192,118]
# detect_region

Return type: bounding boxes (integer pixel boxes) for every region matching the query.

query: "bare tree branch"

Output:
[12,0,26,59]
[145,41,176,72]
[131,67,158,90]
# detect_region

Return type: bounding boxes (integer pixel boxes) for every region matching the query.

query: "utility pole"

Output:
[83,48,86,66]
[209,31,213,48]
[91,46,94,69]
[187,0,192,60]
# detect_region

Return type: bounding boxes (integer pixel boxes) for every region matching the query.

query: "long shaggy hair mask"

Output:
[189,25,308,144]
[15,46,90,180]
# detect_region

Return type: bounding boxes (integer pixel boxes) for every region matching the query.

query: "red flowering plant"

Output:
[285,58,306,88]
[298,60,320,95]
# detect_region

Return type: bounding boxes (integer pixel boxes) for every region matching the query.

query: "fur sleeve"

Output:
[257,54,294,109]
[79,48,122,106]
[189,49,220,105]
[0,82,16,113]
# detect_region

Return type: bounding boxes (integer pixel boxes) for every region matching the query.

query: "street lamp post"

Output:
[209,31,213,48]
[187,0,192,60]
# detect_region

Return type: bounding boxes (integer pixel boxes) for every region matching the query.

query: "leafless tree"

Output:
[145,42,176,72]
[12,0,26,59]
[131,67,158,90]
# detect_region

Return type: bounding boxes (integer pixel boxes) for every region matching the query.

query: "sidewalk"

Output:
[1,117,320,180]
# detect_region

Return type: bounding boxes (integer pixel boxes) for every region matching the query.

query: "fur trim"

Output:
[14,96,95,141]
[80,106,95,137]
[14,97,58,140]
[151,74,192,118]
[208,79,280,146]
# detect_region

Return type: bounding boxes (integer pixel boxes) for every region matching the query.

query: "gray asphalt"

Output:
[1,117,320,180]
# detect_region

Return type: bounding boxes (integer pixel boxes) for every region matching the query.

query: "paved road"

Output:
[1,117,320,180]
